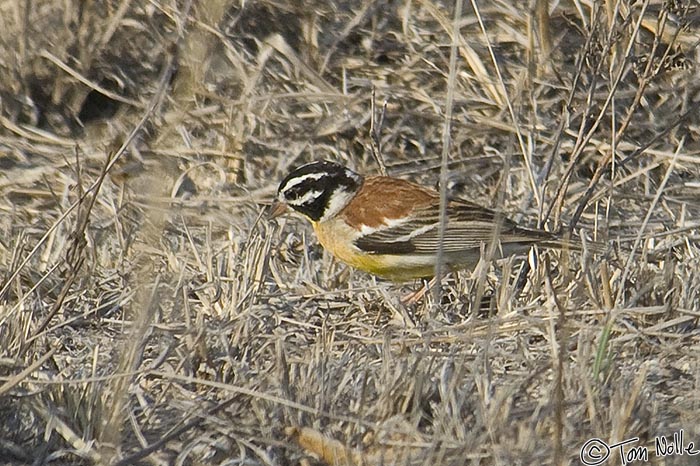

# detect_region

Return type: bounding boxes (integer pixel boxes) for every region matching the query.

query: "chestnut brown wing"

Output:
[355,199,555,256]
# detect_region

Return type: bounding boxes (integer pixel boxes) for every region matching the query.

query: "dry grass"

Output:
[1,0,699,465]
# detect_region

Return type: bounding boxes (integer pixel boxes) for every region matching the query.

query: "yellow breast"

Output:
[311,219,436,281]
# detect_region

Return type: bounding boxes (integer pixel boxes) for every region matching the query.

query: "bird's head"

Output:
[272,161,363,222]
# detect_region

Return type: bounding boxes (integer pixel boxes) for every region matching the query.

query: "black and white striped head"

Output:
[276,161,363,222]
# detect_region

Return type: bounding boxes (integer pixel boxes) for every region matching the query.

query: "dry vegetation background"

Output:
[1,0,699,465]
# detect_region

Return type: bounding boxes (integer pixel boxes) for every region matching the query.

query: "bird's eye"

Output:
[285,186,303,201]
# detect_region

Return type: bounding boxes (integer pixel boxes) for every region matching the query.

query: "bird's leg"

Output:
[400,277,438,305]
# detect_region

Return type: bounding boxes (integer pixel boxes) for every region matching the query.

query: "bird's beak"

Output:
[268,201,289,219]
